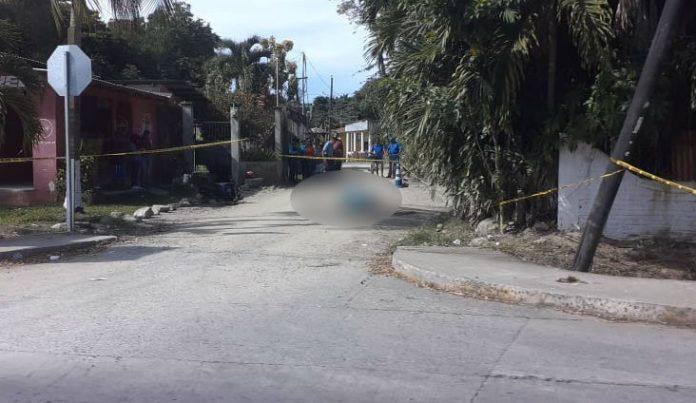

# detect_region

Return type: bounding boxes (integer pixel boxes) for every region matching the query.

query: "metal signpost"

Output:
[47,45,92,232]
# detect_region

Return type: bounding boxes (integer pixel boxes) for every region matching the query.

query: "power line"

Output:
[1,53,48,67]
[305,55,331,91]
[3,52,149,93]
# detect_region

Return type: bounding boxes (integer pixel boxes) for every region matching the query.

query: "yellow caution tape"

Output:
[498,158,696,209]
[612,158,696,196]
[499,169,625,207]
[0,155,66,164]
[281,154,392,164]
[0,139,247,165]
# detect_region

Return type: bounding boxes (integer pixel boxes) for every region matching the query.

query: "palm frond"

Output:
[0,20,42,148]
[0,88,43,149]
[558,0,613,67]
[0,18,21,52]
[615,0,644,31]
[674,40,696,110]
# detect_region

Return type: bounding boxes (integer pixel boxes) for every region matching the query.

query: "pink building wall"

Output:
[0,80,176,206]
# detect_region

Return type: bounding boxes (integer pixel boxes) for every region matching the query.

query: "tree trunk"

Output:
[377,53,387,77]
[491,132,504,222]
[547,2,558,112]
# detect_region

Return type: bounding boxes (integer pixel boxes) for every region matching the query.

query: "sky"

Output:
[102,0,373,100]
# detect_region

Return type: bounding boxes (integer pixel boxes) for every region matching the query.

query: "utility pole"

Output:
[66,7,83,214]
[295,53,308,117]
[300,52,307,115]
[573,0,684,272]
[329,75,334,130]
[275,52,280,107]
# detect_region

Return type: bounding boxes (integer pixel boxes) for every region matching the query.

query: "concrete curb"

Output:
[0,235,117,261]
[392,247,696,326]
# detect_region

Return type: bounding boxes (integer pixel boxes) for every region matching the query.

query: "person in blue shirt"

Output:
[369,138,385,177]
[387,138,402,178]
[322,136,335,171]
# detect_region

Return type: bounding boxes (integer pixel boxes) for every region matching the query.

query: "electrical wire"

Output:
[305,55,331,91]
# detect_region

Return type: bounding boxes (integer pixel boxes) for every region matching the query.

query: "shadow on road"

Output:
[166,216,317,236]
[221,231,289,236]
[64,245,175,263]
[374,207,448,230]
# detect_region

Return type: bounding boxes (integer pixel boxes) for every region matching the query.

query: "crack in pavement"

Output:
[485,372,696,392]
[470,318,530,403]
[344,305,583,322]
[0,348,480,379]
[6,348,693,393]
[343,275,374,306]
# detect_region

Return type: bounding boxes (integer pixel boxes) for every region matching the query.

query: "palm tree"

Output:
[342,0,614,220]
[215,36,272,94]
[0,19,42,149]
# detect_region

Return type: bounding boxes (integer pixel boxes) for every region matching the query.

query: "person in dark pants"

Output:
[302,139,316,179]
[140,130,153,188]
[332,135,344,171]
[322,137,335,171]
[387,138,402,178]
[288,138,301,183]
[370,139,385,176]
[129,133,143,189]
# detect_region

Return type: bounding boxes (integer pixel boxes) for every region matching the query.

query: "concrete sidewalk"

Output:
[392,246,696,326]
[0,234,116,261]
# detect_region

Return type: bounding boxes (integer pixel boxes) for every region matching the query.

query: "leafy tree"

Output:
[213,36,272,93]
[0,0,61,61]
[339,0,617,222]
[140,2,218,85]
[310,94,359,129]
[262,37,298,104]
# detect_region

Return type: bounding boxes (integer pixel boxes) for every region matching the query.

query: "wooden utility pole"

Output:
[573,0,685,272]
[301,52,307,116]
[297,53,308,116]
[275,53,280,107]
[328,75,334,129]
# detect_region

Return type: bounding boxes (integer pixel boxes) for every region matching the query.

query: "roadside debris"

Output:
[133,207,154,220]
[557,276,586,284]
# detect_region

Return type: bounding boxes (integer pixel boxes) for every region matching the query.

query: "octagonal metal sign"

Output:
[47,45,92,97]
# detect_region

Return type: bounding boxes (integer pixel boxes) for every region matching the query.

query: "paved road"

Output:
[1,181,695,402]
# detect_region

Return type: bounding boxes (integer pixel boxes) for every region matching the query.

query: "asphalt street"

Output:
[1,181,695,402]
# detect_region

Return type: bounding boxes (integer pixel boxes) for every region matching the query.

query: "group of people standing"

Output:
[287,134,402,183]
[369,138,402,178]
[288,134,344,183]
[107,129,153,190]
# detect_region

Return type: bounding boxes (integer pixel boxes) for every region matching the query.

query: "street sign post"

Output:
[47,45,92,232]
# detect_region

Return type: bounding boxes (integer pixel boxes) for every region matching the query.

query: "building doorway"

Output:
[0,109,33,188]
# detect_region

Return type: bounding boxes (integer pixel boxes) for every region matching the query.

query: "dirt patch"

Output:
[0,242,112,267]
[370,254,396,276]
[500,230,696,280]
[391,219,696,281]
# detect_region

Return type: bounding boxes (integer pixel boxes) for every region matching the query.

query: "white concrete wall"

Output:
[558,142,696,241]
[345,120,369,132]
